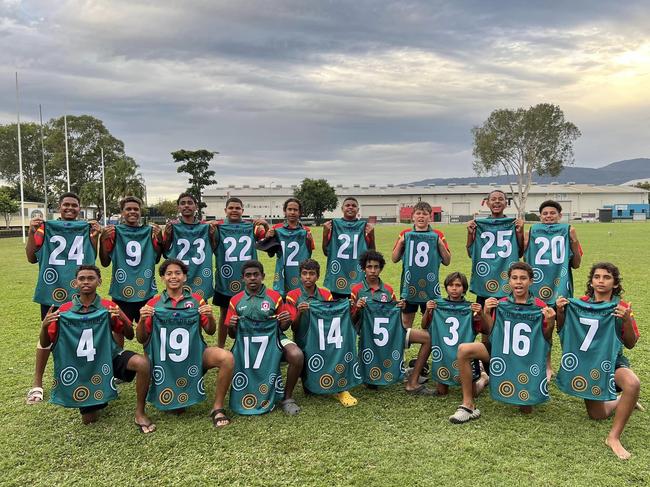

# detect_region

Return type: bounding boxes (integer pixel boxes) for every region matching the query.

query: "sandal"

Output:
[26,387,44,405]
[134,421,156,434]
[405,384,438,396]
[210,408,231,428]
[280,398,301,415]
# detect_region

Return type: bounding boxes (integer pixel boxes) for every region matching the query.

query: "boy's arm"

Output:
[438,238,451,266]
[39,307,59,348]
[542,306,556,341]
[569,227,582,269]
[321,220,332,255]
[365,224,376,250]
[99,226,115,267]
[391,233,405,263]
[25,219,44,263]
[555,297,569,332]
[616,303,639,349]
[481,298,498,334]
[466,219,476,257]
[515,219,525,257]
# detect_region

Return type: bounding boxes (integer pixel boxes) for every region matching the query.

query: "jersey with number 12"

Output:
[273,224,311,296]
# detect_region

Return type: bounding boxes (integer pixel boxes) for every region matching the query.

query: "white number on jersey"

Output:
[533,235,566,265]
[480,230,513,259]
[372,317,389,346]
[502,320,531,356]
[579,317,599,352]
[76,328,96,362]
[336,234,359,260]
[159,327,190,362]
[224,236,253,262]
[408,241,429,267]
[49,235,85,266]
[281,241,300,267]
[318,317,343,350]
[443,316,460,346]
[125,240,142,266]
[243,336,269,369]
[176,238,206,265]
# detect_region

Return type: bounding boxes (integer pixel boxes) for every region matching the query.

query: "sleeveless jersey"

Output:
[489,300,549,405]
[273,225,311,296]
[109,224,157,302]
[470,217,519,298]
[400,228,441,302]
[34,220,96,306]
[215,222,257,297]
[358,300,406,385]
[145,307,206,411]
[303,300,362,394]
[324,219,368,295]
[229,318,283,415]
[524,223,573,304]
[429,299,478,386]
[557,299,620,401]
[166,222,214,300]
[50,308,119,408]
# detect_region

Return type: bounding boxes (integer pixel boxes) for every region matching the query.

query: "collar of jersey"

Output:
[244,284,267,298]
[505,293,535,306]
[160,288,192,304]
[70,293,102,312]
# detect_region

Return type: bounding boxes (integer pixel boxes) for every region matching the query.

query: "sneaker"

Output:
[449,405,481,424]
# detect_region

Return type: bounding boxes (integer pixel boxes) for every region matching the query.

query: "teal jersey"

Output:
[273,224,312,296]
[429,299,478,386]
[229,318,284,415]
[358,300,406,385]
[470,217,519,298]
[51,308,119,408]
[145,307,207,411]
[34,220,96,306]
[287,287,332,350]
[400,227,442,302]
[166,222,214,300]
[524,224,573,304]
[489,299,550,406]
[324,219,368,294]
[109,224,157,302]
[557,299,620,401]
[303,300,362,394]
[215,222,257,297]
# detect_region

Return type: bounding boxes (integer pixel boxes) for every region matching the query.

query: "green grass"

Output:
[1,223,649,486]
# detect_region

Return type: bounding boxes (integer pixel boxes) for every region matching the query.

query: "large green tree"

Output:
[171,149,217,218]
[294,178,338,225]
[0,187,19,229]
[472,103,581,218]
[153,199,178,219]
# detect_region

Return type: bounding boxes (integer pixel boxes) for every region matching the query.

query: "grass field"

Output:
[1,223,649,486]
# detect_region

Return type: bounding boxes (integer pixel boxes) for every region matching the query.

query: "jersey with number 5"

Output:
[324,219,368,295]
[215,222,258,297]
[165,222,214,300]
[34,220,96,306]
[109,224,157,302]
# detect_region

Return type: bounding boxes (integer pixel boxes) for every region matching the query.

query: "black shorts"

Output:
[403,301,426,314]
[614,353,631,393]
[476,295,488,307]
[112,299,148,323]
[79,351,137,415]
[332,292,351,301]
[212,291,232,308]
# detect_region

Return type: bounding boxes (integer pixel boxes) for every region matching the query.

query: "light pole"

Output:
[269,181,274,223]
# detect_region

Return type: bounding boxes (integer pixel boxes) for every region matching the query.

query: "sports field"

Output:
[1,222,648,486]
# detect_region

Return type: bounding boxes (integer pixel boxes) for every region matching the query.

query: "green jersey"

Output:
[400,227,442,302]
[557,299,620,401]
[524,223,573,304]
[215,221,257,297]
[429,299,478,386]
[489,299,550,406]
[303,300,362,394]
[324,219,368,294]
[109,224,157,302]
[165,221,214,300]
[273,224,312,296]
[145,306,206,411]
[470,217,519,298]
[34,220,96,306]
[358,300,406,385]
[229,317,283,415]
[51,308,119,408]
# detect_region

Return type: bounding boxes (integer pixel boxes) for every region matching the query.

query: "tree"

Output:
[472,103,581,218]
[153,200,178,219]
[0,187,19,229]
[634,182,650,204]
[171,150,217,218]
[294,178,338,225]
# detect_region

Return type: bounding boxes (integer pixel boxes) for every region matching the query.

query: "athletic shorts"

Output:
[212,291,232,308]
[332,292,351,301]
[79,350,137,415]
[404,328,413,348]
[403,301,426,314]
[40,304,60,321]
[614,352,631,393]
[476,295,488,307]
[112,299,148,323]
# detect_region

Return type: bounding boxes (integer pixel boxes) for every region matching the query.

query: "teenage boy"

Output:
[26,192,101,404]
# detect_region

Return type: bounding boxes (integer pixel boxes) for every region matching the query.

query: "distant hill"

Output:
[410,158,650,186]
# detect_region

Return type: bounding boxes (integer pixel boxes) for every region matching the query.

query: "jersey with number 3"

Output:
[557,299,620,401]
[109,224,157,302]
[229,318,283,415]
[166,222,214,300]
[215,222,257,297]
[324,219,368,295]
[34,220,96,306]
[470,217,519,298]
[273,225,311,296]
[400,228,442,302]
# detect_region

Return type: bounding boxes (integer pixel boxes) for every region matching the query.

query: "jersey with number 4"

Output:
[470,217,519,298]
[489,299,549,406]
[429,299,478,386]
[166,222,214,300]
[324,219,368,295]
[273,224,312,296]
[215,222,257,297]
[400,227,442,302]
[303,300,362,394]
[51,308,119,408]
[229,318,283,415]
[109,224,157,302]
[557,299,620,401]
[145,307,206,411]
[524,223,573,304]
[34,220,96,306]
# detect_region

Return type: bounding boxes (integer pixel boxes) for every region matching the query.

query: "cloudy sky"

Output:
[1,0,649,200]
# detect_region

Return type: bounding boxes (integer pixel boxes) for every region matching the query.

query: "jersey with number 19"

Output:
[273,224,312,296]
[165,222,214,300]
[400,227,442,302]
[34,220,96,306]
[470,217,519,298]
[109,224,157,302]
[324,219,368,295]
[214,222,257,297]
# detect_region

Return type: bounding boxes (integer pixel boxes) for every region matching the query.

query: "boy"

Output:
[40,265,154,432]
[26,192,101,404]
[449,262,555,423]
[392,201,451,328]
[322,197,375,300]
[137,259,234,428]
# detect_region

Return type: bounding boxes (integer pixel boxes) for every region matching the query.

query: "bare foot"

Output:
[605,437,631,460]
[519,405,533,414]
[81,412,99,425]
[135,413,156,434]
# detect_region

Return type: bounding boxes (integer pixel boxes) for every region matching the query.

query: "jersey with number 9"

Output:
[109,224,157,302]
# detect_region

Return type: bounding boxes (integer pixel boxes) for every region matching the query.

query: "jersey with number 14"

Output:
[273,224,312,296]
[324,219,368,295]
[400,227,442,302]
[109,224,157,302]
[215,222,257,297]
[166,222,214,300]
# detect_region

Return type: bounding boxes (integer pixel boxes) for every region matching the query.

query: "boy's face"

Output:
[178,197,197,218]
[162,264,187,291]
[540,206,562,224]
[225,202,243,221]
[412,209,431,228]
[75,270,100,295]
[59,197,80,221]
[445,278,465,300]
[487,192,506,215]
[364,260,382,280]
[591,268,615,296]
[300,269,319,288]
[509,269,531,297]
[121,202,141,225]
[243,267,264,293]
[285,202,300,223]
[342,200,359,219]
